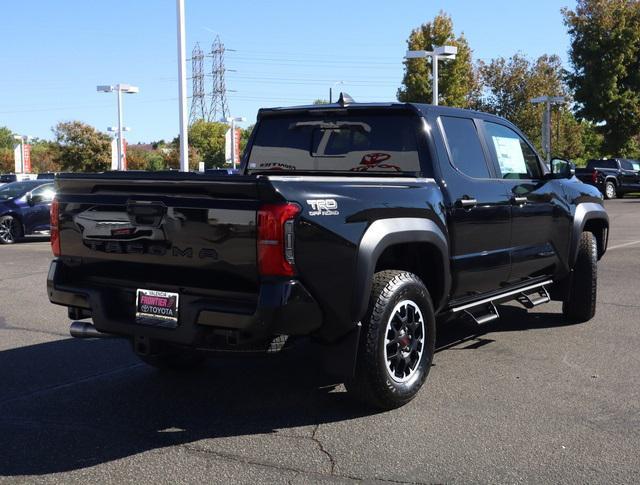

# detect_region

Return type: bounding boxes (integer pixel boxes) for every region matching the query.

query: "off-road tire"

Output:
[138,349,206,371]
[562,232,597,322]
[604,181,617,200]
[346,270,436,410]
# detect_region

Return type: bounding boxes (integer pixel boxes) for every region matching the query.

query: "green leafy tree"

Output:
[398,12,480,107]
[563,0,640,156]
[240,124,255,154]
[0,149,13,173]
[0,127,14,150]
[188,120,227,168]
[479,53,589,159]
[30,140,61,173]
[313,99,330,105]
[52,121,111,172]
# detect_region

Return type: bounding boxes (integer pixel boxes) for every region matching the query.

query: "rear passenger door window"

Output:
[440,116,492,178]
[483,122,542,180]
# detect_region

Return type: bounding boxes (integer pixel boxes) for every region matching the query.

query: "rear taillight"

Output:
[50,198,60,257]
[257,203,300,276]
[592,170,599,184]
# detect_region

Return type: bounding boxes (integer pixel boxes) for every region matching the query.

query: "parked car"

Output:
[0,174,17,186]
[204,168,239,175]
[575,158,640,199]
[0,180,56,244]
[48,101,608,409]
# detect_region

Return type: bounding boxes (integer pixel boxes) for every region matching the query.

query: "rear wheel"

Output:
[604,181,617,200]
[563,232,597,322]
[0,215,22,244]
[346,270,436,410]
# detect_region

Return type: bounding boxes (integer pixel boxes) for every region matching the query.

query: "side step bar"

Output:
[516,286,550,309]
[464,301,499,325]
[452,279,553,323]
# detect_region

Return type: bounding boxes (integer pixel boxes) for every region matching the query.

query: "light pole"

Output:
[224,116,246,170]
[176,0,189,172]
[405,45,458,106]
[97,84,139,170]
[530,96,565,163]
[329,81,344,103]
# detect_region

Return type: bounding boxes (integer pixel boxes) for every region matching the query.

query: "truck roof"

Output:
[257,101,510,125]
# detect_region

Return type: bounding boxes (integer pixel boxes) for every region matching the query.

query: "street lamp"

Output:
[97,83,139,170]
[530,95,565,163]
[223,116,246,170]
[329,81,344,103]
[405,45,458,106]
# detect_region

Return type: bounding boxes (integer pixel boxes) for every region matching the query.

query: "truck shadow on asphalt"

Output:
[0,305,573,476]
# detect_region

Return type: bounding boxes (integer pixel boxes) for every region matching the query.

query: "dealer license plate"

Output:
[135,289,179,328]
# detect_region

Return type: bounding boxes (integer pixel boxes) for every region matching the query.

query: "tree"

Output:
[30,141,61,173]
[478,53,588,159]
[0,127,14,150]
[397,12,480,108]
[0,149,12,173]
[126,146,167,171]
[52,121,111,172]
[563,0,640,156]
[313,99,330,105]
[187,120,227,168]
[240,124,254,153]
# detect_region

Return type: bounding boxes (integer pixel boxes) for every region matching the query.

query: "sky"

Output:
[0,0,576,144]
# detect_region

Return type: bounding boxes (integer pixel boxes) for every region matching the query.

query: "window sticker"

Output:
[492,136,526,175]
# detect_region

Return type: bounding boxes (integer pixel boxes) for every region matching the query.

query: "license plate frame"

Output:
[135,289,179,328]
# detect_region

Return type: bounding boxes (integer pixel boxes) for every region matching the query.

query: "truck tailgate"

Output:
[55,173,278,294]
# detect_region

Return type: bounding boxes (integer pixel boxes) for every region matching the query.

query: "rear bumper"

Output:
[47,259,322,349]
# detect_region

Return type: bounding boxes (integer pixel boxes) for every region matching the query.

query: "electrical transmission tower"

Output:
[210,35,229,121]
[189,42,208,124]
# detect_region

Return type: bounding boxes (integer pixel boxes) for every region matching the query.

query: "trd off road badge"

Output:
[306,199,339,216]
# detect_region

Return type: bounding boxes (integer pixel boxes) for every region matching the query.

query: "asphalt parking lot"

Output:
[0,199,638,484]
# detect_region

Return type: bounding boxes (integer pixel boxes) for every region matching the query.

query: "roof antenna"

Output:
[337,92,355,106]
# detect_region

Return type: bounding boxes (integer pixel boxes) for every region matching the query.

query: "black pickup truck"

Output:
[575,158,640,199]
[48,100,609,409]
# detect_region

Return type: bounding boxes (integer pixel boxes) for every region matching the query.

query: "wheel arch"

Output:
[352,218,450,322]
[571,202,609,264]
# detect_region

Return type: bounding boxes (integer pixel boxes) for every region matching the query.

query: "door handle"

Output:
[512,196,528,204]
[457,198,478,208]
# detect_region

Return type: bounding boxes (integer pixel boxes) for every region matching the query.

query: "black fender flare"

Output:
[570,202,609,265]
[352,217,450,322]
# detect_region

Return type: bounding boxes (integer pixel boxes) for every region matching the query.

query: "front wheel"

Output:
[563,232,597,322]
[0,215,22,244]
[346,270,436,410]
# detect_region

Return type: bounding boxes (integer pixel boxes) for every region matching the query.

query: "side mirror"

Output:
[550,158,575,179]
[26,192,34,206]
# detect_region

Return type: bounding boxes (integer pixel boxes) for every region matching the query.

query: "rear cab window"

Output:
[247,112,423,174]
[439,116,491,178]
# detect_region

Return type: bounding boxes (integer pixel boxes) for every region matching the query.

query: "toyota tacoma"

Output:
[47,97,609,409]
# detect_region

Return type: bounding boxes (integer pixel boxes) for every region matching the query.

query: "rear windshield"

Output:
[247,113,422,173]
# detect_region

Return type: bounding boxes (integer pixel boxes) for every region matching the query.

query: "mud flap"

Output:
[321,324,361,378]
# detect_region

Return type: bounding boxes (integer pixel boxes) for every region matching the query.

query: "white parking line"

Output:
[607,240,640,250]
